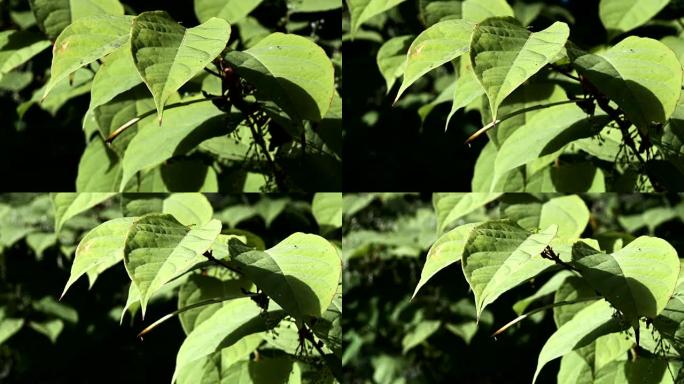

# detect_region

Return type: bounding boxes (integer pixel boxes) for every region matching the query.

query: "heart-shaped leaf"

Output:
[225,32,335,122]
[130,11,231,120]
[123,214,222,316]
[570,36,683,132]
[229,233,342,321]
[470,17,569,120]
[571,237,680,321]
[462,220,558,319]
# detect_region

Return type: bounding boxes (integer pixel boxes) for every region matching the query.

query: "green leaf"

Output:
[119,97,225,191]
[0,307,24,346]
[289,0,342,13]
[571,237,681,321]
[402,320,441,353]
[533,299,629,384]
[51,192,116,232]
[175,334,263,384]
[162,193,214,227]
[570,37,683,132]
[413,222,480,299]
[501,194,591,240]
[312,193,342,230]
[88,42,143,113]
[470,17,569,120]
[599,0,669,39]
[130,11,231,120]
[462,220,558,320]
[445,58,485,131]
[493,105,609,186]
[394,19,475,102]
[29,0,125,39]
[29,319,64,343]
[538,196,590,239]
[347,0,407,36]
[376,35,412,91]
[433,193,501,233]
[76,136,122,192]
[44,14,133,98]
[0,30,51,78]
[62,217,137,298]
[229,233,342,321]
[178,272,253,335]
[225,32,335,122]
[194,0,262,23]
[513,270,573,315]
[594,358,676,384]
[123,214,222,316]
[462,0,514,23]
[173,297,286,382]
[471,141,525,192]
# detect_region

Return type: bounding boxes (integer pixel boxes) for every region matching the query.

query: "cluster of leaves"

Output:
[0,0,341,191]
[0,192,342,383]
[343,192,684,383]
[345,0,684,191]
[415,193,684,383]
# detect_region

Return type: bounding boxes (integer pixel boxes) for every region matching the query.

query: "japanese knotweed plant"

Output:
[4,0,341,192]
[360,0,684,192]
[56,192,343,383]
[414,193,684,383]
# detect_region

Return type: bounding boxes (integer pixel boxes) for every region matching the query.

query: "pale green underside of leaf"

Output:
[29,0,125,39]
[194,0,262,24]
[62,217,137,298]
[123,214,222,316]
[119,96,224,191]
[231,233,342,321]
[533,299,629,384]
[462,221,558,319]
[413,222,480,299]
[131,11,231,120]
[51,192,116,232]
[571,36,683,131]
[173,298,286,382]
[599,0,669,38]
[312,193,343,229]
[347,0,407,36]
[227,32,335,122]
[571,237,680,321]
[44,14,133,99]
[539,195,590,240]
[433,193,501,233]
[395,19,475,102]
[162,194,214,227]
[470,17,569,120]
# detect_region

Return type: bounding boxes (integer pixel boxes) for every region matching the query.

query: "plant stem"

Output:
[202,250,241,274]
[105,96,223,144]
[491,296,602,337]
[246,114,286,190]
[137,297,234,339]
[465,99,581,145]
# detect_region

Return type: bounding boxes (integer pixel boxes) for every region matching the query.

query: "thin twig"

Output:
[137,297,233,339]
[465,99,581,145]
[202,250,241,274]
[549,64,581,82]
[246,114,286,190]
[491,296,602,337]
[105,96,224,144]
[204,67,222,78]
